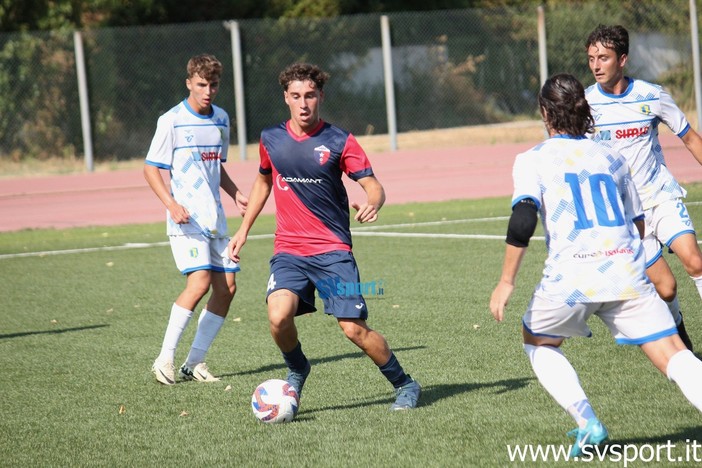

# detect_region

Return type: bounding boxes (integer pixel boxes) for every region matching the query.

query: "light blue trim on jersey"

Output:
[174,144,223,151]
[592,117,655,128]
[615,326,677,345]
[145,160,171,170]
[678,123,690,138]
[644,247,663,269]
[550,134,587,140]
[596,77,636,99]
[511,195,541,210]
[666,229,696,248]
[183,98,214,119]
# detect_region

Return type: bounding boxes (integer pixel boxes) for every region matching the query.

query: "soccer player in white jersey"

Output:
[144,54,248,385]
[490,74,702,458]
[585,24,702,350]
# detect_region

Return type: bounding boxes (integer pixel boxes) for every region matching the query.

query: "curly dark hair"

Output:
[187,54,222,82]
[278,63,330,91]
[538,73,594,137]
[585,24,629,58]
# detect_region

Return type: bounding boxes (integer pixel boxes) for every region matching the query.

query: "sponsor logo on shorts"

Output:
[315,277,385,299]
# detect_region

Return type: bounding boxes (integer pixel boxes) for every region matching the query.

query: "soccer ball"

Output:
[251,379,300,423]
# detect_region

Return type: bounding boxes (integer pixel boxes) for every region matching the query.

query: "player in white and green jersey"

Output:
[585,24,702,350]
[144,54,248,385]
[491,73,702,458]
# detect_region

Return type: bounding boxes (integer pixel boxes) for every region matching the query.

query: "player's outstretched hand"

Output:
[351,202,379,224]
[167,201,190,224]
[228,230,247,263]
[235,191,249,216]
[489,281,514,322]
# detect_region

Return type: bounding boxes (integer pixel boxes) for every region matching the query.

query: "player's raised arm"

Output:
[228,172,272,262]
[352,175,386,224]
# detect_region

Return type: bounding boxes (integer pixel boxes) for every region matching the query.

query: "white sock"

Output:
[524,344,588,411]
[667,349,702,412]
[691,274,702,302]
[185,309,225,367]
[157,303,193,362]
[665,296,682,325]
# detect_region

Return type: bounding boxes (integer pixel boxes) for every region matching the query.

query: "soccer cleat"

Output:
[677,313,694,352]
[152,359,176,385]
[567,418,608,458]
[390,378,421,411]
[179,362,221,382]
[285,361,311,397]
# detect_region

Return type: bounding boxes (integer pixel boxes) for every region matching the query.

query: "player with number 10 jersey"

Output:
[511,135,651,303]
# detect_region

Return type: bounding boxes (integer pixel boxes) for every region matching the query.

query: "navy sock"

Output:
[282,341,309,372]
[379,352,412,388]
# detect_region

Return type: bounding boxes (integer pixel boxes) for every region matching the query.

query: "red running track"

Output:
[1,135,701,233]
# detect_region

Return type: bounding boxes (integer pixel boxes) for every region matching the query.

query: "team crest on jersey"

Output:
[640,104,652,115]
[314,145,331,165]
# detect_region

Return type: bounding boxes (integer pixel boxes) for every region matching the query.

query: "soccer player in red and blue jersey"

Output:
[228,63,420,410]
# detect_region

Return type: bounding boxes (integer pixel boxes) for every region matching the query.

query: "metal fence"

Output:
[0,0,699,166]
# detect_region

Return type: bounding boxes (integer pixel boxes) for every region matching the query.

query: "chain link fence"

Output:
[0,0,698,163]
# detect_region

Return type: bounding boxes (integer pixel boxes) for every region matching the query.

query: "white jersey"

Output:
[145,99,230,238]
[585,78,690,210]
[512,135,651,303]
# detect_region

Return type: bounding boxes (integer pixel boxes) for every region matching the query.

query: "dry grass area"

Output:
[1,121,546,178]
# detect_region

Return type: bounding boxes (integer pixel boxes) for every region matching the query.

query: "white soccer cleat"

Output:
[179,362,221,382]
[152,359,176,385]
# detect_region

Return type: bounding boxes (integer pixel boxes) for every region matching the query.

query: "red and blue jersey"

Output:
[260,120,374,256]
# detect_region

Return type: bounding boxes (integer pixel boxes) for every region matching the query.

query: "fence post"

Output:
[537,6,548,86]
[225,20,248,160]
[380,15,398,152]
[73,31,94,172]
[537,5,549,138]
[690,0,702,130]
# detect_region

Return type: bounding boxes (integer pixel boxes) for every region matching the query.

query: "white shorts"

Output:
[642,198,696,268]
[522,292,677,345]
[169,234,240,275]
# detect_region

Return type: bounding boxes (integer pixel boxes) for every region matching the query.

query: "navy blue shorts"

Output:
[267,251,368,319]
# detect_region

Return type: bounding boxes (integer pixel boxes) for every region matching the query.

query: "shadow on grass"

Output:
[608,425,702,446]
[297,377,533,416]
[0,324,109,340]
[220,345,427,378]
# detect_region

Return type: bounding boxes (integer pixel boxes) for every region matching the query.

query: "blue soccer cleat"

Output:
[285,361,311,397]
[390,378,421,411]
[567,418,609,458]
